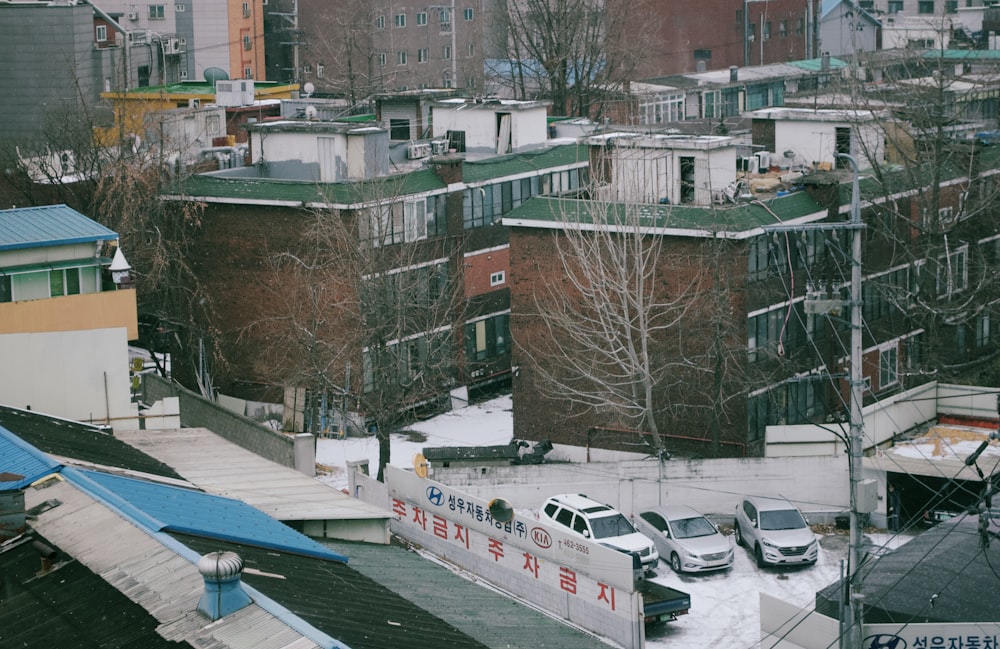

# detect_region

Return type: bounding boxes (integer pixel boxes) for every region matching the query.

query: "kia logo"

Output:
[531,527,552,549]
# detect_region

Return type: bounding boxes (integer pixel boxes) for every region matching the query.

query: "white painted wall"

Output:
[772,119,884,169]
[0,328,137,426]
[602,145,737,205]
[432,104,548,153]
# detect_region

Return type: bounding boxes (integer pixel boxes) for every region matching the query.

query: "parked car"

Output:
[733,496,818,568]
[636,505,734,573]
[540,493,659,571]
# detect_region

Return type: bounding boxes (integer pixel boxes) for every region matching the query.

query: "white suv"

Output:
[540,493,659,571]
[734,496,818,568]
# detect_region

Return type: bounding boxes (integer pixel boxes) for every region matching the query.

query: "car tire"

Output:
[734,523,743,547]
[755,544,766,569]
[670,553,682,573]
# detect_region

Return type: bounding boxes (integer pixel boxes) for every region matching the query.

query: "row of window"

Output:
[376,8,474,29]
[378,44,473,67]
[875,0,959,14]
[360,313,510,392]
[748,18,805,41]
[0,267,102,303]
[360,169,586,247]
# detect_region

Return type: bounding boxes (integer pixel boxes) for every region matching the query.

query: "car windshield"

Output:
[671,516,717,539]
[759,508,807,531]
[590,513,637,539]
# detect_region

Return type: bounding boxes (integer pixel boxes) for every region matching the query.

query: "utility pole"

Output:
[771,154,868,649]
[838,152,866,649]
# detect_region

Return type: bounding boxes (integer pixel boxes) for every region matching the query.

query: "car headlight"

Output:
[761,538,778,549]
[685,550,699,558]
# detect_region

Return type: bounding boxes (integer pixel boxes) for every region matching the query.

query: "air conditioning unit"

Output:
[127,30,150,45]
[407,142,431,159]
[166,37,183,54]
[430,139,449,155]
[127,10,138,20]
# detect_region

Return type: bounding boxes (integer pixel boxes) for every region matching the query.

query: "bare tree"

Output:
[488,0,652,117]
[519,198,713,457]
[257,178,462,480]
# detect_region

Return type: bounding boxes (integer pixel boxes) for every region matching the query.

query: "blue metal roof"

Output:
[0,426,63,490]
[0,204,119,252]
[71,469,349,563]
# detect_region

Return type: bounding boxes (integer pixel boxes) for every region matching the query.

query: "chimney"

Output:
[196,551,253,620]
[821,52,831,72]
[730,66,739,83]
[33,539,57,573]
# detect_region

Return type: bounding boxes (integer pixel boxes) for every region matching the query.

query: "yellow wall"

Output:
[0,289,138,340]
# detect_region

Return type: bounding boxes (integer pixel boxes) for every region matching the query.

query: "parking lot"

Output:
[643,529,850,648]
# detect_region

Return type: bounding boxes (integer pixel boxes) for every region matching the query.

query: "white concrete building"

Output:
[430,98,551,156]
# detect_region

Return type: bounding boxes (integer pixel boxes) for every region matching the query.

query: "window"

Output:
[946,0,957,11]
[439,9,451,26]
[468,43,475,56]
[376,15,385,29]
[418,48,428,62]
[976,313,991,348]
[749,24,756,41]
[397,50,407,65]
[243,66,252,79]
[148,4,165,19]
[918,0,934,12]
[242,1,250,17]
[49,268,81,297]
[316,63,324,78]
[395,12,406,27]
[96,25,107,42]
[175,3,186,11]
[303,64,312,74]
[936,245,968,296]
[417,11,427,24]
[736,9,743,24]
[0,276,11,303]
[779,20,786,37]
[796,17,804,34]
[464,7,474,20]
[378,52,386,67]
[879,346,898,390]
[465,314,510,362]
[490,271,505,287]
[389,118,411,140]
[243,34,252,50]
[403,200,427,242]
[443,45,451,60]
[763,21,771,40]
[888,0,903,12]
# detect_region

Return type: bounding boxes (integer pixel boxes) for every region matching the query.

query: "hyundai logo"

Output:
[426,486,444,506]
[531,527,552,549]
[863,634,906,649]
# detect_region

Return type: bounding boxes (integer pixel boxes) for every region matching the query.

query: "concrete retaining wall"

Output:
[141,374,315,476]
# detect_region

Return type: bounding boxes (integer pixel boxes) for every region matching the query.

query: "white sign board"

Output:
[386,466,644,648]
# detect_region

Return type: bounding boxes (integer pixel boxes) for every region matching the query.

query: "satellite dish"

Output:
[203,67,229,84]
[413,453,428,478]
[488,498,514,523]
[303,82,315,97]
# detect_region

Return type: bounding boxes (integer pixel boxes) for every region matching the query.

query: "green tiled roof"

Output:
[118,80,294,97]
[461,144,589,183]
[503,191,826,237]
[922,50,1000,61]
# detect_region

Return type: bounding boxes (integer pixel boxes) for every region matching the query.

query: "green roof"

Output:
[170,169,447,206]
[461,144,588,184]
[787,56,849,72]
[167,144,588,205]
[118,80,294,97]
[502,191,827,238]
[922,50,1000,61]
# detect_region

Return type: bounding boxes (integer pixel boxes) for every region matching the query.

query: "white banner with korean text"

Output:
[387,466,644,649]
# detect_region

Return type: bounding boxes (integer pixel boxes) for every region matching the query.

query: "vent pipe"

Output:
[33,539,57,573]
[730,66,739,83]
[196,551,252,620]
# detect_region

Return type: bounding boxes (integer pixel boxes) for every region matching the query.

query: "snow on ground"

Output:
[315,395,913,649]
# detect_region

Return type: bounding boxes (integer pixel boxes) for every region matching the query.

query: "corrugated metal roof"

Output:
[115,427,390,523]
[24,480,325,649]
[70,468,348,562]
[0,426,62,489]
[0,204,118,252]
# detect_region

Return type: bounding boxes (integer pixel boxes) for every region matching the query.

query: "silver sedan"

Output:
[636,505,734,573]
